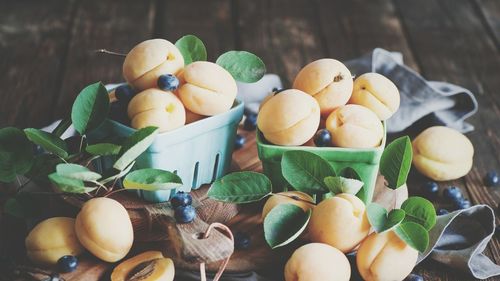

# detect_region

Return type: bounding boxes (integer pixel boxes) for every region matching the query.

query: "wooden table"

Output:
[1,0,499,280]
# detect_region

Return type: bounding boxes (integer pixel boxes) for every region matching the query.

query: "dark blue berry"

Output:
[234,232,251,250]
[314,129,332,147]
[234,134,246,150]
[109,102,130,125]
[443,186,462,202]
[405,273,424,281]
[170,191,193,208]
[422,181,439,196]
[495,225,500,237]
[272,87,285,95]
[485,171,499,187]
[175,205,196,223]
[115,84,135,103]
[57,255,78,273]
[243,114,258,131]
[65,136,87,154]
[437,208,449,216]
[157,74,180,91]
[455,198,471,210]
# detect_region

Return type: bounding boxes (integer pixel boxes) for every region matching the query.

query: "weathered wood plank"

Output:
[315,0,419,71]
[235,0,327,86]
[395,0,500,275]
[0,0,75,128]
[54,0,156,121]
[155,0,234,61]
[475,0,500,51]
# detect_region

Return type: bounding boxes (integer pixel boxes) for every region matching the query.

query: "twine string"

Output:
[199,223,234,281]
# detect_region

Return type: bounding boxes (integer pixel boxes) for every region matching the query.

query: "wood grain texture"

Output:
[155,0,234,61]
[0,0,75,128]
[315,0,419,71]
[53,0,156,121]
[475,0,500,51]
[395,0,500,279]
[235,0,327,87]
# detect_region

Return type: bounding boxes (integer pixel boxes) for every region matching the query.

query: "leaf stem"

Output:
[103,188,127,198]
[94,49,127,57]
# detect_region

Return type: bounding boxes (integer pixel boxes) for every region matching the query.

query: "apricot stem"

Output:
[94,49,127,57]
[275,193,316,205]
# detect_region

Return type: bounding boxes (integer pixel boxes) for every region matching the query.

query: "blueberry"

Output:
[405,273,424,281]
[272,87,285,95]
[157,74,180,91]
[436,208,449,216]
[234,232,251,250]
[495,225,500,237]
[443,186,462,202]
[313,129,332,147]
[170,191,193,208]
[109,102,130,125]
[485,171,499,187]
[243,114,258,131]
[174,205,196,223]
[422,181,439,196]
[115,84,135,102]
[57,255,78,273]
[64,136,87,154]
[234,134,246,150]
[455,198,471,210]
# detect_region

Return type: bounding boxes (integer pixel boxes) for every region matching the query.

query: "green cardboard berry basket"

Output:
[88,99,244,203]
[256,122,386,204]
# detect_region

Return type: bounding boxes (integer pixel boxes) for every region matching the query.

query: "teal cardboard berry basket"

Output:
[88,99,244,203]
[256,123,386,204]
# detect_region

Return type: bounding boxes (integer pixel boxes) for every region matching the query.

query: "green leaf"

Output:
[380,136,413,189]
[216,51,266,83]
[123,168,182,191]
[0,127,34,183]
[86,143,121,156]
[401,196,437,231]
[208,171,272,203]
[263,204,311,249]
[56,163,101,181]
[281,151,335,194]
[71,82,110,135]
[394,222,429,253]
[25,154,62,184]
[48,173,87,193]
[367,203,405,233]
[324,176,364,195]
[114,127,159,171]
[339,167,361,180]
[366,203,388,233]
[100,161,135,184]
[52,117,72,137]
[175,35,207,65]
[24,128,68,158]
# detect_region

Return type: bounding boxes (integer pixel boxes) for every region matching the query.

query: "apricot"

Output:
[123,39,184,91]
[75,197,134,262]
[293,58,353,116]
[111,251,175,281]
[412,126,474,181]
[261,191,314,219]
[308,193,370,253]
[349,73,400,120]
[325,104,384,148]
[284,243,350,281]
[127,88,186,133]
[25,217,84,265]
[356,231,418,281]
[257,89,320,146]
[178,61,237,116]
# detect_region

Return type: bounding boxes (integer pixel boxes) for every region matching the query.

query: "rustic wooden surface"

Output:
[1,0,500,280]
